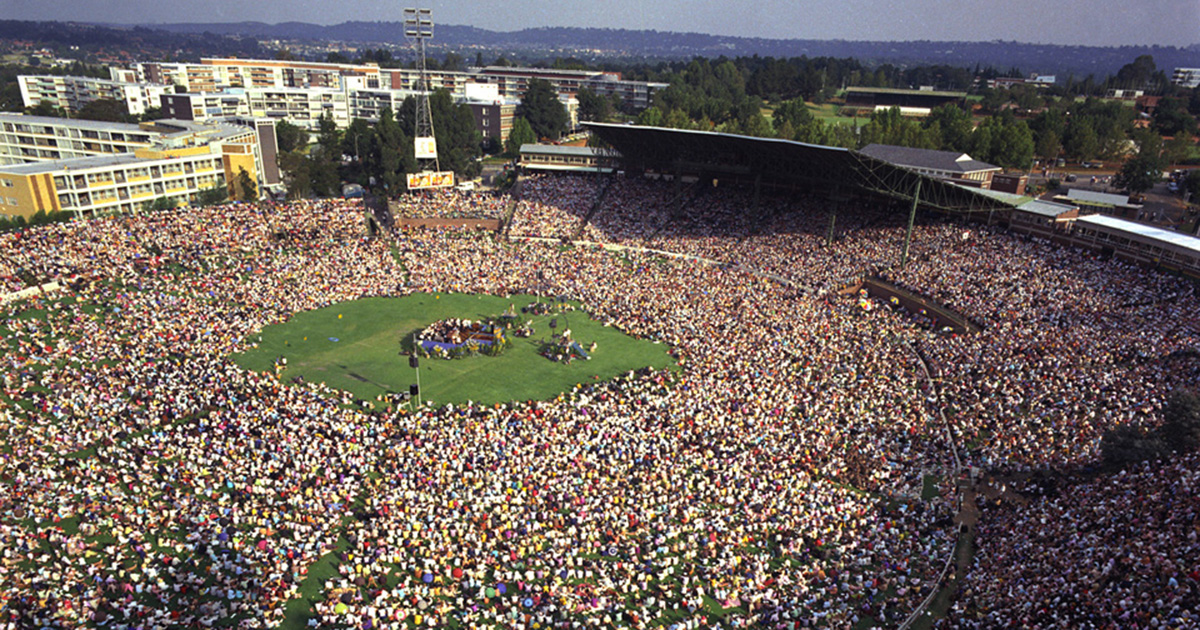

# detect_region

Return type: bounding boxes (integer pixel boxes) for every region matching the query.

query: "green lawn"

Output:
[806,102,869,128]
[232,293,678,407]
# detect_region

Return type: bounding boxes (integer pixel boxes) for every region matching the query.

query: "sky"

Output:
[4,0,1198,47]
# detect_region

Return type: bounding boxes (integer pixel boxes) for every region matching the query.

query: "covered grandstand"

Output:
[582,122,1018,266]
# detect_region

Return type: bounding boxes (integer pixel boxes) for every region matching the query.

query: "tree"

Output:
[1035,130,1062,163]
[505,117,537,156]
[1164,133,1195,167]
[517,78,568,140]
[1114,152,1163,194]
[1114,55,1157,89]
[236,167,257,201]
[576,87,612,123]
[278,151,312,199]
[25,100,65,117]
[194,184,228,207]
[924,104,974,152]
[771,99,815,132]
[275,120,310,154]
[75,98,131,122]
[139,106,167,122]
[1184,169,1200,200]
[142,196,176,212]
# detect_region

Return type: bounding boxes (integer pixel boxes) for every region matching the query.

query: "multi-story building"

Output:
[161,91,253,122]
[470,66,663,109]
[126,58,665,109]
[0,117,263,219]
[161,87,350,130]
[0,114,159,165]
[1172,68,1200,89]
[17,75,174,116]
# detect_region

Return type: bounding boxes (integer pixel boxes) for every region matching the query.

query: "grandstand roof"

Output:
[1076,214,1200,255]
[583,122,1017,214]
[859,144,1000,175]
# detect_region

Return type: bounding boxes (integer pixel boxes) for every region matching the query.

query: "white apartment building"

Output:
[0,114,159,166]
[18,75,174,116]
[1172,68,1200,89]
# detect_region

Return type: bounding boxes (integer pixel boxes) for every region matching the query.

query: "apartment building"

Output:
[0,114,158,166]
[0,120,260,219]
[127,58,664,109]
[161,87,350,130]
[18,74,174,116]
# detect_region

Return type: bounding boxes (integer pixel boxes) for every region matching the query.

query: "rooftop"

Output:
[1016,199,1078,218]
[845,86,968,98]
[520,144,607,157]
[859,144,1001,175]
[1066,188,1139,208]
[0,153,143,175]
[1076,214,1200,255]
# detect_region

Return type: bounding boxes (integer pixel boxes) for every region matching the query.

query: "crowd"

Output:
[943,452,1200,628]
[0,171,1196,629]
[392,190,509,220]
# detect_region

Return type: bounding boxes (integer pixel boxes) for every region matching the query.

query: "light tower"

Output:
[404,8,442,178]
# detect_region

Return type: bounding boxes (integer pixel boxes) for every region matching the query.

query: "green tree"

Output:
[517,78,568,140]
[1114,55,1157,89]
[236,167,257,201]
[924,104,974,152]
[1184,169,1200,200]
[194,184,228,207]
[139,107,167,122]
[1065,120,1101,161]
[771,99,815,132]
[636,106,664,127]
[1152,96,1198,137]
[971,113,1034,169]
[505,116,537,156]
[1114,152,1163,194]
[275,120,310,154]
[1035,130,1063,163]
[142,196,176,212]
[278,151,312,199]
[75,98,131,122]
[576,87,612,123]
[1164,133,1194,166]
[25,100,65,117]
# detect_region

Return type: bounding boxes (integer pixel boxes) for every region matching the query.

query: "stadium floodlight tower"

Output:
[405,7,440,174]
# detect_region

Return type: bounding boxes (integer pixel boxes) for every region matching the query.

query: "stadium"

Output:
[1,122,1198,630]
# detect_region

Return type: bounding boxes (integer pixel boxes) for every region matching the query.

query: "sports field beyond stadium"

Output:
[233,293,679,407]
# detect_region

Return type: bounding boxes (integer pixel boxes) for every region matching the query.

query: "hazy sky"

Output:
[4,0,1198,47]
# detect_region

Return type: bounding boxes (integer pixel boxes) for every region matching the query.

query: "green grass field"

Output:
[806,103,869,128]
[232,293,678,407]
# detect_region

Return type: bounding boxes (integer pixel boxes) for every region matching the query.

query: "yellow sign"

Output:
[406,171,455,190]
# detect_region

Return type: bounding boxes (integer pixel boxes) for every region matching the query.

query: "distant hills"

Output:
[132,21,1200,77]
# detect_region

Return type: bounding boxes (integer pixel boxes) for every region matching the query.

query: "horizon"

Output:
[4,0,1197,48]
[91,19,1200,49]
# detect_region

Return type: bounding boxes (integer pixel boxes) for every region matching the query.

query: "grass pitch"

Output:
[233,293,678,407]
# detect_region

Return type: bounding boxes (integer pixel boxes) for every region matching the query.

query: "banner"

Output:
[406,171,455,190]
[414,137,438,160]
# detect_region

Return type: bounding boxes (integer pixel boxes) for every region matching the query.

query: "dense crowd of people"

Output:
[0,172,1196,629]
[392,189,509,220]
[943,452,1200,628]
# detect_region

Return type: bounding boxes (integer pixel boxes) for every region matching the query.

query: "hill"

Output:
[133,21,1200,77]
